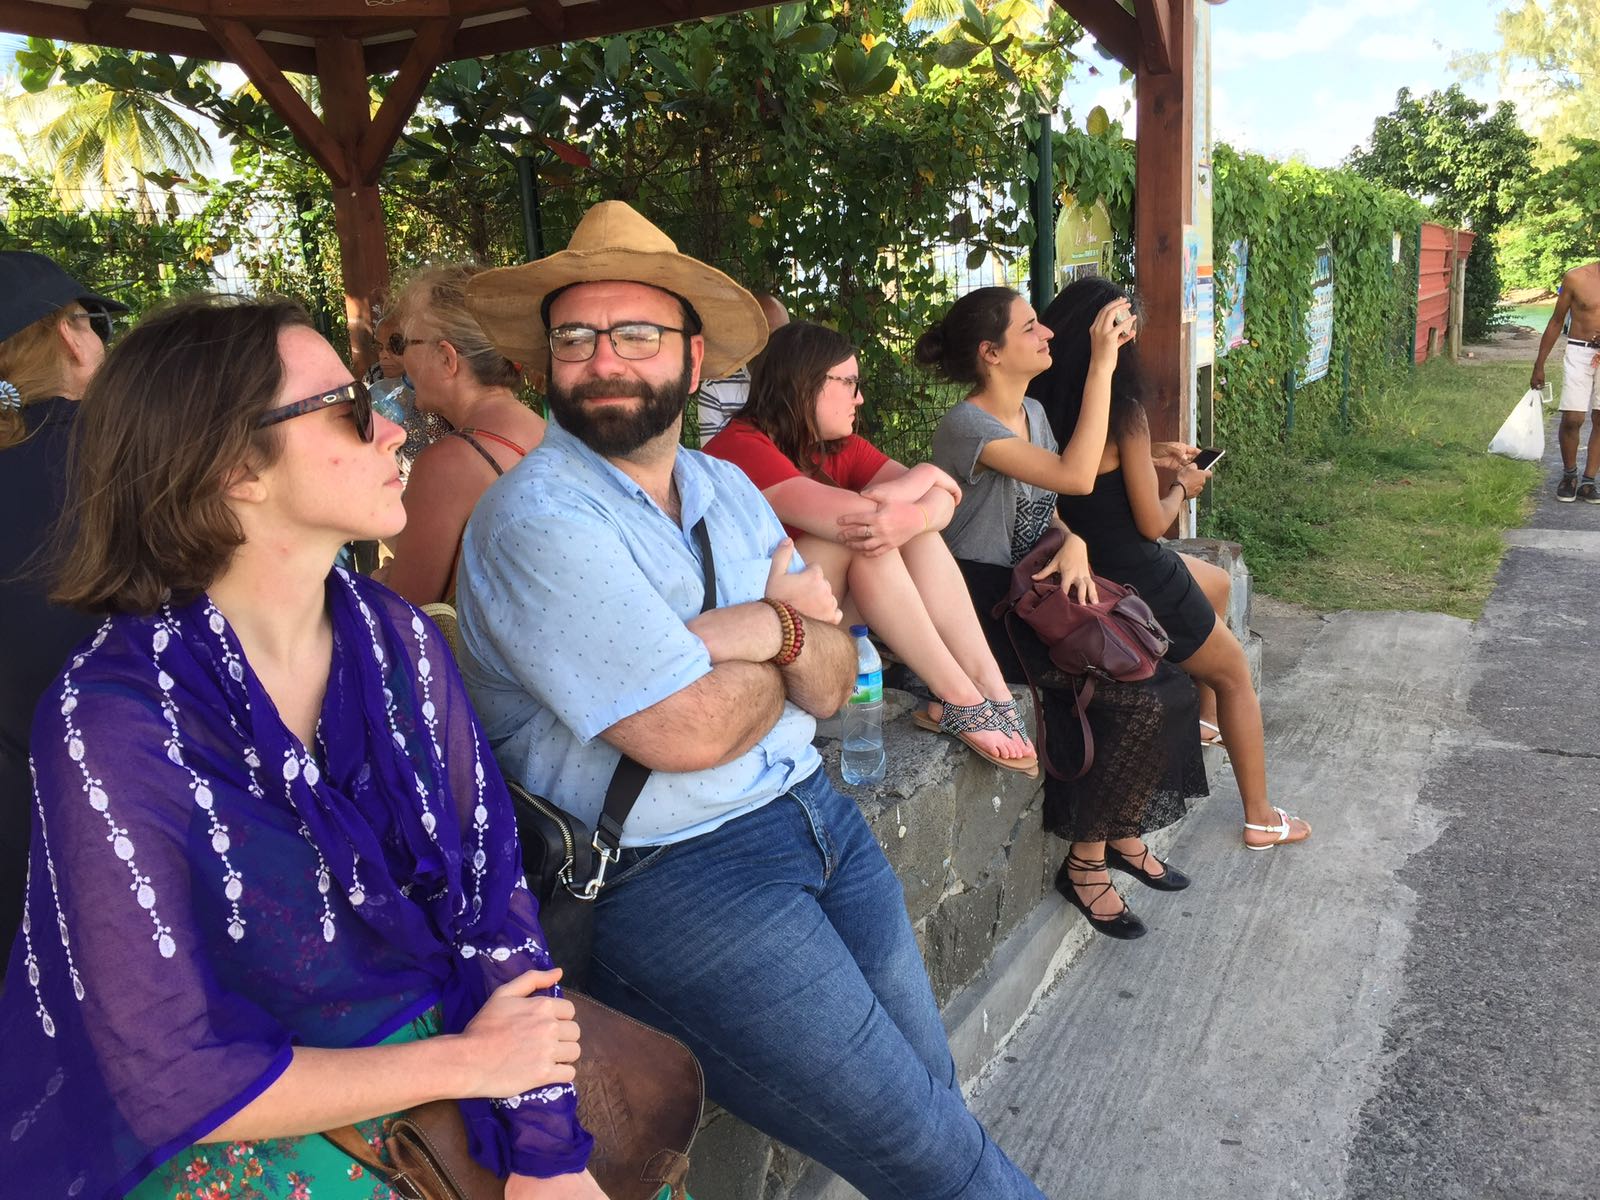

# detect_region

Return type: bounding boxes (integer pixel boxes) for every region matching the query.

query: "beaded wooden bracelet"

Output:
[761,597,806,666]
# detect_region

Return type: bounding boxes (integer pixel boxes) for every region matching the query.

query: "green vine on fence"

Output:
[1211,144,1424,459]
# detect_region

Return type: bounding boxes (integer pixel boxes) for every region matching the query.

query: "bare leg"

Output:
[1559,410,1584,472]
[897,531,1017,704]
[795,534,1029,761]
[1586,410,1600,477]
[1177,619,1310,845]
[1178,552,1230,736]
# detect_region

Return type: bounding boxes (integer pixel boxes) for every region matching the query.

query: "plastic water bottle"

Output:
[841,625,887,786]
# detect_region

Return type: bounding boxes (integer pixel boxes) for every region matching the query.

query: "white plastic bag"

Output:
[1488,389,1545,461]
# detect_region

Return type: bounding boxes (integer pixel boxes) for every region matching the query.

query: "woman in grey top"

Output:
[924,287,1208,940]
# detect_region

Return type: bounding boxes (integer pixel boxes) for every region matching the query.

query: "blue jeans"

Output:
[589,768,1045,1200]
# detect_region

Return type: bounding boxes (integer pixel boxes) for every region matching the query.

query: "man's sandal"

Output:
[1243,806,1312,851]
[913,698,1039,777]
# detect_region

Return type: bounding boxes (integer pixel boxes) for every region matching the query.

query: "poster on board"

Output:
[1300,244,1334,384]
[1182,226,1203,323]
[1220,238,1247,354]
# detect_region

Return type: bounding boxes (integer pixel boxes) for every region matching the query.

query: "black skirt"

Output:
[958,558,1208,843]
[1095,543,1217,664]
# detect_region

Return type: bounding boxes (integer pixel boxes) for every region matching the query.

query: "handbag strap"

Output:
[593,515,716,859]
[999,610,1096,783]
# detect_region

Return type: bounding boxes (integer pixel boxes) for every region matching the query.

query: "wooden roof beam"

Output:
[1055,0,1138,71]
[1133,0,1172,74]
[357,15,456,182]
[203,15,349,181]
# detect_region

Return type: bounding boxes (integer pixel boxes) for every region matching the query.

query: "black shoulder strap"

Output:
[593,515,717,855]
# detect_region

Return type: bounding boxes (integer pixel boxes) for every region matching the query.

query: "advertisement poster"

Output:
[1196,278,1215,366]
[1182,225,1204,324]
[1054,192,1114,286]
[1300,245,1335,384]
[1220,238,1248,354]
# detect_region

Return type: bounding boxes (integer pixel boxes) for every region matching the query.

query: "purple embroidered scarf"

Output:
[1,570,592,1197]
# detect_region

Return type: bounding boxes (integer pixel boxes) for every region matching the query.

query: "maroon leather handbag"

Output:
[993,527,1171,778]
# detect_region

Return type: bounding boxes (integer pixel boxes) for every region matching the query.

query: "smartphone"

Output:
[1193,448,1225,470]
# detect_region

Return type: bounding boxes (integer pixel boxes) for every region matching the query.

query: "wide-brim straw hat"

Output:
[466,201,768,388]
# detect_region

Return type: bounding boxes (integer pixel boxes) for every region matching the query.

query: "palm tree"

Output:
[2,42,210,209]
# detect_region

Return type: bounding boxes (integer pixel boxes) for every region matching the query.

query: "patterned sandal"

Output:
[989,695,1031,741]
[912,697,1039,777]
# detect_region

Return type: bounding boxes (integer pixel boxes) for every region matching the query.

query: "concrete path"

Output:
[968,434,1600,1198]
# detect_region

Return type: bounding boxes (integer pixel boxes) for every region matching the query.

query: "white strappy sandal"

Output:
[1243,805,1311,850]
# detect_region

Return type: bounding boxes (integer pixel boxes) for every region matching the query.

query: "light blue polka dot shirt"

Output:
[455,419,822,848]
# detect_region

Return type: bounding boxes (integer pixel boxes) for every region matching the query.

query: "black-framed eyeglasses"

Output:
[824,373,863,397]
[68,309,116,345]
[256,380,374,443]
[386,333,427,357]
[547,323,688,363]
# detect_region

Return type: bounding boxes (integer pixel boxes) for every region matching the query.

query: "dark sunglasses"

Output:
[255,380,374,443]
[386,333,427,357]
[68,308,116,345]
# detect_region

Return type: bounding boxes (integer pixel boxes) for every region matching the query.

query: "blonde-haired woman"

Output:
[0,251,124,973]
[381,264,547,605]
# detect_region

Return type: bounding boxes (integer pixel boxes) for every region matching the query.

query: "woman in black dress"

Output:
[924,287,1209,940]
[1033,276,1310,852]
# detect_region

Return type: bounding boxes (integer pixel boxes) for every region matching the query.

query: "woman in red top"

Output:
[706,321,1036,775]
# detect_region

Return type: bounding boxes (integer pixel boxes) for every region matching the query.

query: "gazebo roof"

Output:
[0,0,1200,448]
[0,0,779,75]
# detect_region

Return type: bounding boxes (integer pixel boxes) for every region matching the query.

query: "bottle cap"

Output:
[849,624,869,637]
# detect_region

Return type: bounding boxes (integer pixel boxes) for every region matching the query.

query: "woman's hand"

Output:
[505,1169,608,1199]
[1088,298,1136,364]
[837,497,926,556]
[1149,441,1198,471]
[1174,462,1212,499]
[1034,532,1098,604]
[457,969,581,1098]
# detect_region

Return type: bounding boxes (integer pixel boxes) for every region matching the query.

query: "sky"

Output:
[1064,0,1520,168]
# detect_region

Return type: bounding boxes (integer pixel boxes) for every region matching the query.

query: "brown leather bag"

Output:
[993,527,1171,779]
[323,991,702,1200]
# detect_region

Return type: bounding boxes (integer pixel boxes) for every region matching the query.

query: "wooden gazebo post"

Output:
[1058,0,1206,483]
[203,17,458,372]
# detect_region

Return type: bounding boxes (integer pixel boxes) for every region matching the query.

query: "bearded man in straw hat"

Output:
[455,202,1048,1200]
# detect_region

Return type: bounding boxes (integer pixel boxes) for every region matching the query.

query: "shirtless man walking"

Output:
[1531,259,1600,503]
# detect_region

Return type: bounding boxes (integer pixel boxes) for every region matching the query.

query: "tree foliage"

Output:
[1462,0,1600,162]
[1345,85,1533,232]
[1346,85,1534,338]
[1497,137,1600,292]
[1,39,211,206]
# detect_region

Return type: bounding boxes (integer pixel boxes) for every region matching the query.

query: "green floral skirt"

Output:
[128,1013,680,1200]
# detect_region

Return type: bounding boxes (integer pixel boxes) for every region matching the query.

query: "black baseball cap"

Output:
[0,251,129,345]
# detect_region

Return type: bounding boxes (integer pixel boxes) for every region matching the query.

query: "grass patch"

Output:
[1208,357,1547,619]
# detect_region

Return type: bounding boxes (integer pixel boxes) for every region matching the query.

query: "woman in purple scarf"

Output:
[0,296,603,1199]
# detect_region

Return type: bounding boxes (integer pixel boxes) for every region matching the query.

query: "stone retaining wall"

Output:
[686,539,1253,1200]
